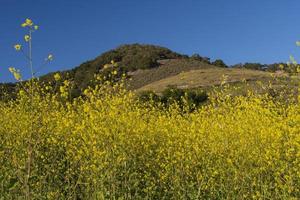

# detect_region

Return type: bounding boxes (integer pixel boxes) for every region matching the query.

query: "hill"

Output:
[39,44,186,96]
[2,43,294,99]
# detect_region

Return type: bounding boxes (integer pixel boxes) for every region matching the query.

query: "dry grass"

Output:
[127,59,216,90]
[138,68,274,93]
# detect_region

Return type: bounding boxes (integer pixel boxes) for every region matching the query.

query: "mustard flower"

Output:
[25,18,33,26]
[103,64,109,69]
[54,73,61,81]
[8,67,22,81]
[14,44,22,51]
[21,18,33,27]
[24,35,31,42]
[47,54,53,61]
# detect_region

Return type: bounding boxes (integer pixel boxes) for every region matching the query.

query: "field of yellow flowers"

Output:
[0,78,299,199]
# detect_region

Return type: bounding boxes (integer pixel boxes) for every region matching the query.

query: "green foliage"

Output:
[138,90,161,102]
[232,62,265,70]
[190,53,211,64]
[0,83,17,101]
[212,59,228,68]
[232,62,300,73]
[139,87,208,111]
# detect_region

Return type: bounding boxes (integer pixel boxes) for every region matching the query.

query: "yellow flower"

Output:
[103,64,110,69]
[24,35,31,42]
[111,60,115,64]
[21,18,34,27]
[47,54,53,61]
[279,64,284,70]
[8,67,22,81]
[25,18,33,26]
[14,44,21,51]
[8,67,14,73]
[34,25,39,30]
[63,80,70,87]
[54,73,61,81]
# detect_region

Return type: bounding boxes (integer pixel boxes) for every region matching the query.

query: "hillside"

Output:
[38,44,186,96]
[2,43,293,99]
[137,68,274,93]
[127,58,218,90]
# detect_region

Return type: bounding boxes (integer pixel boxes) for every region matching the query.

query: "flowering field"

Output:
[0,79,299,199]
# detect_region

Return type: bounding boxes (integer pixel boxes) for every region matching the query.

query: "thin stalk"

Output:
[25,27,34,200]
[29,29,34,79]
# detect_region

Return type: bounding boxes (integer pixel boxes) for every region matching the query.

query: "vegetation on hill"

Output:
[2,43,298,100]
[37,44,186,97]
[212,59,228,68]
[139,87,208,111]
[232,61,300,73]
[2,43,233,98]
[42,44,183,82]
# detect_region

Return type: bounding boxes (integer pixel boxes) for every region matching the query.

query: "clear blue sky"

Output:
[1,0,300,82]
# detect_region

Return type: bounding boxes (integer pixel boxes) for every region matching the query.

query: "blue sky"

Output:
[1,0,300,82]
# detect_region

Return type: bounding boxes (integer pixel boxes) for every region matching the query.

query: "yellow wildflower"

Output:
[54,73,61,81]
[25,18,33,26]
[14,44,21,51]
[21,18,34,27]
[103,64,109,69]
[63,80,70,87]
[8,67,22,81]
[47,54,53,61]
[279,64,284,70]
[24,35,31,42]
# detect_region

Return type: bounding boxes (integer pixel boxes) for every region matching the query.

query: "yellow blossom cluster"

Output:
[21,18,38,30]
[8,67,22,81]
[11,18,53,80]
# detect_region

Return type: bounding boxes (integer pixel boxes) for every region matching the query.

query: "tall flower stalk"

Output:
[9,18,53,200]
[12,18,53,81]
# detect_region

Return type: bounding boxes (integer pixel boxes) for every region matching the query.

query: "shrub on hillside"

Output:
[212,59,228,68]
[139,87,208,111]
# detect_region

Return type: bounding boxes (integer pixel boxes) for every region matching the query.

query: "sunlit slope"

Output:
[127,59,217,90]
[137,68,274,92]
